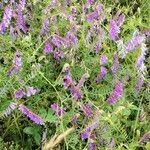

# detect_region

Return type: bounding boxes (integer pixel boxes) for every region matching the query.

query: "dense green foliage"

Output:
[0,0,150,149]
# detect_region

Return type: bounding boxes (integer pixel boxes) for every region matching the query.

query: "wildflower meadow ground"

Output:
[0,0,150,150]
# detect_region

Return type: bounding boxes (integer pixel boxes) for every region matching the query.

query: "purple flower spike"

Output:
[77,73,90,88]
[139,131,150,144]
[13,50,22,67]
[126,32,145,52]
[86,0,94,6]
[19,104,45,125]
[14,89,25,99]
[81,123,98,140]
[80,103,93,117]
[71,114,79,125]
[107,80,123,105]
[10,26,18,40]
[109,12,125,41]
[40,19,49,36]
[18,0,26,12]
[66,31,78,45]
[2,102,17,117]
[81,126,92,140]
[88,142,97,150]
[26,87,39,97]
[0,6,13,34]
[95,43,101,53]
[145,29,150,37]
[100,55,108,65]
[135,75,144,94]
[109,20,119,41]
[44,40,53,54]
[3,6,13,28]
[70,85,82,100]
[51,103,66,116]
[111,53,119,75]
[17,11,28,33]
[95,66,107,83]
[53,50,64,61]
[63,74,73,89]
[7,66,20,76]
[52,35,69,48]
[86,4,103,22]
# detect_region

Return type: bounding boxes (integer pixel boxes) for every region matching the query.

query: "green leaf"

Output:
[23,127,35,135]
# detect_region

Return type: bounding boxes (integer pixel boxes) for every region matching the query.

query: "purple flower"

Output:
[0,23,6,34]
[52,35,69,48]
[51,103,66,116]
[70,73,89,100]
[7,66,20,76]
[113,12,125,27]
[86,4,103,22]
[70,85,82,100]
[107,80,123,105]
[26,87,39,97]
[135,75,144,94]
[13,50,22,67]
[77,73,90,88]
[40,19,49,36]
[81,123,98,140]
[66,31,78,45]
[44,40,53,54]
[18,0,26,12]
[135,43,147,75]
[0,6,13,34]
[126,33,145,52]
[14,89,25,99]
[80,103,93,117]
[71,114,79,125]
[111,53,119,75]
[17,11,28,33]
[139,131,150,144]
[86,0,94,6]
[2,6,13,28]
[63,74,73,89]
[10,26,18,40]
[109,12,125,41]
[81,126,92,140]
[109,20,120,41]
[53,50,64,61]
[88,142,97,150]
[2,102,17,117]
[95,43,101,53]
[145,28,150,37]
[100,55,108,65]
[95,66,108,83]
[19,104,45,125]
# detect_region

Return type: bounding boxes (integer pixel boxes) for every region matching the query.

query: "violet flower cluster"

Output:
[19,104,45,125]
[107,80,123,105]
[14,86,39,99]
[111,53,119,75]
[86,4,104,22]
[126,30,145,52]
[0,6,13,34]
[1,102,17,118]
[109,12,125,41]
[95,66,108,83]
[8,50,22,76]
[63,64,89,100]
[139,131,150,144]
[80,103,93,118]
[51,103,66,116]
